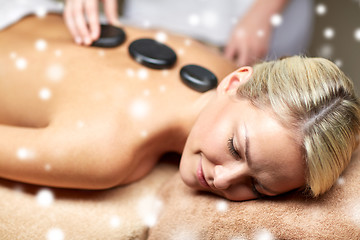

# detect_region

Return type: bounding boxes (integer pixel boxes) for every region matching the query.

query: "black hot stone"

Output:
[128,38,177,69]
[180,64,218,93]
[91,25,126,48]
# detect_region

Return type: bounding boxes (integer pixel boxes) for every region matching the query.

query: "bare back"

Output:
[0,15,235,188]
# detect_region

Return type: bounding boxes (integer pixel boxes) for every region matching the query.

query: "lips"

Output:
[197,154,210,188]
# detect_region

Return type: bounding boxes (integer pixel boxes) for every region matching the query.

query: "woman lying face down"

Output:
[181,56,360,201]
[1,17,359,201]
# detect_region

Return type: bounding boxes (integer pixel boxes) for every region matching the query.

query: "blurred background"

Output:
[117,0,360,95]
[309,0,360,95]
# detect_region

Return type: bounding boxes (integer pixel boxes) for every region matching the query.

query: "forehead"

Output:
[244,107,305,192]
[226,98,305,191]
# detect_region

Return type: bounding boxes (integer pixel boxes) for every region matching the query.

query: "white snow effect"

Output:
[162,70,169,77]
[109,215,122,228]
[54,49,62,57]
[345,200,360,227]
[257,29,265,38]
[137,195,163,227]
[184,39,192,46]
[35,6,47,18]
[316,3,327,16]
[323,27,335,39]
[334,59,343,68]
[46,228,64,240]
[235,28,245,38]
[35,39,47,51]
[188,14,200,26]
[16,57,27,70]
[336,176,345,185]
[140,130,148,138]
[159,85,167,93]
[76,120,85,129]
[270,14,283,27]
[143,89,151,96]
[46,63,64,82]
[44,164,52,172]
[170,227,200,240]
[317,44,333,58]
[254,229,275,240]
[39,87,52,101]
[126,68,135,78]
[155,31,168,43]
[143,19,151,28]
[177,48,185,56]
[216,199,229,212]
[130,99,150,119]
[17,147,35,160]
[98,50,105,57]
[201,10,219,28]
[10,52,17,59]
[171,230,199,240]
[36,188,54,207]
[354,28,360,41]
[137,68,149,80]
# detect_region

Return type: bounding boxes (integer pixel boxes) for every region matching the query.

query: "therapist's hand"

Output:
[63,0,119,46]
[224,13,271,67]
[224,0,288,67]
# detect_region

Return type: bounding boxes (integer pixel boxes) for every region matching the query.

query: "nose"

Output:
[213,164,247,190]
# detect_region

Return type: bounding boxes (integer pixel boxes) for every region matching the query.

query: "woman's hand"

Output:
[224,0,288,67]
[63,0,119,46]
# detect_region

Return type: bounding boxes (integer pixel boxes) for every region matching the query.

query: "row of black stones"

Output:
[91,25,218,92]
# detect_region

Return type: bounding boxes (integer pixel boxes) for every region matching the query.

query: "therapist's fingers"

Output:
[224,40,237,62]
[64,0,82,44]
[236,42,250,67]
[102,0,120,25]
[85,0,100,41]
[73,0,92,45]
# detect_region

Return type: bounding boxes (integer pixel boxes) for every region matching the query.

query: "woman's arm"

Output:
[224,0,289,66]
[0,124,129,189]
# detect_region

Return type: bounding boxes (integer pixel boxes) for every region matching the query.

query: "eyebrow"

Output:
[243,124,280,196]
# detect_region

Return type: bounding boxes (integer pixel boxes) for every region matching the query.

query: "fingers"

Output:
[73,0,92,45]
[224,41,236,63]
[236,43,249,67]
[64,0,100,46]
[85,0,100,40]
[103,0,120,25]
[64,0,82,44]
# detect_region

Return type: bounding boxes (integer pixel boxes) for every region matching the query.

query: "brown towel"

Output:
[149,146,360,240]
[0,162,177,240]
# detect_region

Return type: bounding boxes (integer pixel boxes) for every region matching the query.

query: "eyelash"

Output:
[227,137,240,159]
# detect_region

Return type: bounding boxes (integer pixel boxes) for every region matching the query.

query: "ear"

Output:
[217,66,253,95]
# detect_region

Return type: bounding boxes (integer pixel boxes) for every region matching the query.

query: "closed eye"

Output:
[227,137,240,159]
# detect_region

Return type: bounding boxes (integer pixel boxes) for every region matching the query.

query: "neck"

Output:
[170,90,217,153]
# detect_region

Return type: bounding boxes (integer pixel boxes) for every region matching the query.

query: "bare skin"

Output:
[63,0,289,66]
[0,14,236,189]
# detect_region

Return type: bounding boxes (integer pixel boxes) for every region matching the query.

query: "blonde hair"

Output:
[237,56,360,197]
